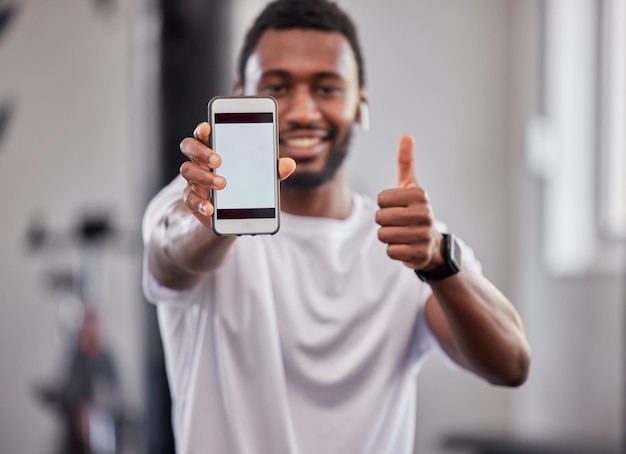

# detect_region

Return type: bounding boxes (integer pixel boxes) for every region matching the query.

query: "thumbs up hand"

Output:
[375,134,445,271]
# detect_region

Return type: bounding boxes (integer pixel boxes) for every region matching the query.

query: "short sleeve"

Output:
[141,176,201,305]
[141,175,186,247]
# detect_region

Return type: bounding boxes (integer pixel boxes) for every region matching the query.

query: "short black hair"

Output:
[237,0,365,87]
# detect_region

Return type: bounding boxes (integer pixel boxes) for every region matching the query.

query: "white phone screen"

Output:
[213,113,276,219]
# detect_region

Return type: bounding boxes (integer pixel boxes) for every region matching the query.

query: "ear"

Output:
[232,81,244,96]
[356,93,370,132]
[358,102,370,132]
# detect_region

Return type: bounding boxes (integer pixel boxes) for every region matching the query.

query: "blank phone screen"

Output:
[213,113,276,219]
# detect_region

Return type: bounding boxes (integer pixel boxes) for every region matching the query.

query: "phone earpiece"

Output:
[359,102,370,132]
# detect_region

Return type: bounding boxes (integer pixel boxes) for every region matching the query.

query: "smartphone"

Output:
[208,96,280,236]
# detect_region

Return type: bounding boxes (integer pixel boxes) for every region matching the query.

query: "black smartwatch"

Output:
[415,233,462,283]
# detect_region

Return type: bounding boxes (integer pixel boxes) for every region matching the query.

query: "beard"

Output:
[280,129,352,190]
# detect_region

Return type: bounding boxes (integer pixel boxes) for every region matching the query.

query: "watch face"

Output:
[449,234,462,271]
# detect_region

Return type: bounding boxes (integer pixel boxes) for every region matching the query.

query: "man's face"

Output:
[241,29,363,189]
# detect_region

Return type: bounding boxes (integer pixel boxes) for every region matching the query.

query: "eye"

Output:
[314,85,343,97]
[260,84,287,97]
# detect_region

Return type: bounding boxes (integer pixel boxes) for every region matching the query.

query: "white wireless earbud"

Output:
[359,102,370,132]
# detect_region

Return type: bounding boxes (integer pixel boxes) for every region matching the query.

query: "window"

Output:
[600,0,626,240]
[526,0,625,276]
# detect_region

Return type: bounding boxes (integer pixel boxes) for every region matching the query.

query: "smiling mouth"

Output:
[282,136,324,147]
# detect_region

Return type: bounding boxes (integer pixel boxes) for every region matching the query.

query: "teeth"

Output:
[285,137,321,147]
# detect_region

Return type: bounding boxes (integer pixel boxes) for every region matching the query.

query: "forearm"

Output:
[428,269,531,386]
[147,200,235,290]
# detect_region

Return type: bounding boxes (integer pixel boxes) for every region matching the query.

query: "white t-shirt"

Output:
[142,176,480,454]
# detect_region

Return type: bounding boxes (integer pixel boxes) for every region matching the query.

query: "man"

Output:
[142,1,531,453]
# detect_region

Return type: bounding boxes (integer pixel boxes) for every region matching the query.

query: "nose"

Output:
[282,85,322,126]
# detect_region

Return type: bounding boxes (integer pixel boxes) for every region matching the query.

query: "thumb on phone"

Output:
[397,134,418,189]
[278,157,296,181]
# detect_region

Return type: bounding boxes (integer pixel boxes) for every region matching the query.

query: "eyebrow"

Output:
[260,69,345,81]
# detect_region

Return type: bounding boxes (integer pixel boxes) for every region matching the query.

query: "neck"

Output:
[280,167,352,219]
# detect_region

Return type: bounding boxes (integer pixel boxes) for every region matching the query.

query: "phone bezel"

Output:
[208,96,280,236]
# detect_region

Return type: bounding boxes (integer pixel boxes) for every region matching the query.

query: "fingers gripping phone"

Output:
[208,96,280,236]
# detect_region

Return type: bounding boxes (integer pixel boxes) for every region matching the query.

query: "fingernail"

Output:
[213,176,224,188]
[193,125,201,138]
[197,202,206,215]
[209,154,220,166]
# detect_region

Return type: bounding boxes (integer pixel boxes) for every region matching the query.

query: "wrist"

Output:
[415,233,462,283]
[420,232,446,272]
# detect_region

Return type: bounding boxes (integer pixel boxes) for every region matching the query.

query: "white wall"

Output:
[509,0,624,445]
[0,1,146,452]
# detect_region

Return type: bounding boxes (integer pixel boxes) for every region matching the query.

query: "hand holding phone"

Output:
[208,96,281,236]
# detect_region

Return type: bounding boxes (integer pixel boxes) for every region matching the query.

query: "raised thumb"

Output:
[397,134,417,188]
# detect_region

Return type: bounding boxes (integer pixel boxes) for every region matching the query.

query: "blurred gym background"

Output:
[0,0,623,453]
